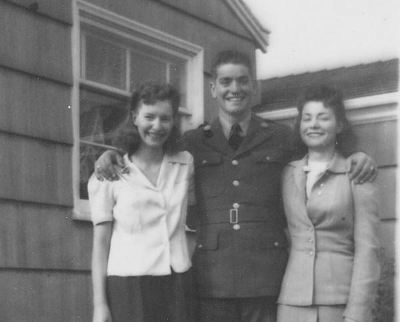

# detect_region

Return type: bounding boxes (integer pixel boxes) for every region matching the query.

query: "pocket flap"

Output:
[254,150,284,163]
[260,233,288,249]
[195,153,222,167]
[197,229,219,250]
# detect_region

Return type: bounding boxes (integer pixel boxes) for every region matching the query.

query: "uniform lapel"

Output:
[201,119,230,155]
[235,115,273,156]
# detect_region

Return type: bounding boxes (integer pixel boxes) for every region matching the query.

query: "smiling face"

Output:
[210,63,254,120]
[133,100,174,150]
[300,101,343,154]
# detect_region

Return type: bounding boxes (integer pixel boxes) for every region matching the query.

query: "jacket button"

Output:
[233,224,240,230]
[233,180,239,187]
[232,160,239,165]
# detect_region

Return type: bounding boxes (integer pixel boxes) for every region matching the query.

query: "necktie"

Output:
[228,124,244,150]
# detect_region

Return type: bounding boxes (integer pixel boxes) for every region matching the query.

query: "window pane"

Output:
[170,61,187,107]
[79,89,128,199]
[130,51,167,89]
[85,36,127,90]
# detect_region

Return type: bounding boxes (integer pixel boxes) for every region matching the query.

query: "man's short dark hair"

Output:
[211,50,253,79]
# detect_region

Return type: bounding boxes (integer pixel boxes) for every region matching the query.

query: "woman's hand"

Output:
[93,303,112,322]
[94,150,125,181]
[347,152,378,184]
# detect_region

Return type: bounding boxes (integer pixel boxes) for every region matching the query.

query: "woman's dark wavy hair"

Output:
[293,84,357,158]
[112,80,181,156]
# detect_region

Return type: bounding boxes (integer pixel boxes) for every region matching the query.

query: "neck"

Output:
[308,147,336,162]
[219,109,251,125]
[131,144,164,164]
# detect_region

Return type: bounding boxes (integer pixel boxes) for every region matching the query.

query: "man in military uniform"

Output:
[94,50,376,322]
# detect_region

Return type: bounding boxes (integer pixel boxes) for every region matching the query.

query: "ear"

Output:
[209,80,216,99]
[132,111,138,126]
[336,122,344,134]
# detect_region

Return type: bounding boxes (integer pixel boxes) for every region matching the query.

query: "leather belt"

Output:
[201,207,282,225]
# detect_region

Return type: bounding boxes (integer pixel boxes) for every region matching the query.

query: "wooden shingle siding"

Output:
[152,0,251,38]
[0,269,91,322]
[5,0,73,24]
[0,67,73,144]
[375,168,396,220]
[0,134,73,206]
[0,201,92,269]
[354,120,397,167]
[0,1,72,85]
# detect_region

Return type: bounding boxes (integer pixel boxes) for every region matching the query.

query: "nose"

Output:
[152,118,162,129]
[309,118,320,128]
[230,80,240,93]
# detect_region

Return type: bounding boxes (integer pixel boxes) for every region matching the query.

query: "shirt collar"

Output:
[300,152,348,174]
[124,152,189,167]
[219,112,251,140]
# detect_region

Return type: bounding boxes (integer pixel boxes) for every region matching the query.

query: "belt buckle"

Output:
[230,209,238,224]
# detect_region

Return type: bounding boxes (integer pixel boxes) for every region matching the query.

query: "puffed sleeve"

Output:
[187,152,196,206]
[88,173,115,226]
[344,181,381,322]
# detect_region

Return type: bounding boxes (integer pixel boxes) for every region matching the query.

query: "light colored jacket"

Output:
[278,153,380,322]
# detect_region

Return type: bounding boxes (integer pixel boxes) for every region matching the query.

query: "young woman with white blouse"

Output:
[89,81,195,322]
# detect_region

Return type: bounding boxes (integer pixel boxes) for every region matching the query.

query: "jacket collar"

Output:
[288,152,348,174]
[288,152,347,201]
[202,114,274,156]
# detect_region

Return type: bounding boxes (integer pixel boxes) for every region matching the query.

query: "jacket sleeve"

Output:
[343,180,381,322]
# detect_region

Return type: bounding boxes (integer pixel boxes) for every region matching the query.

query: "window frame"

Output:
[72,0,204,220]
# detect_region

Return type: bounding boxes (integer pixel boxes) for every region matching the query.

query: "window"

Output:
[73,1,203,219]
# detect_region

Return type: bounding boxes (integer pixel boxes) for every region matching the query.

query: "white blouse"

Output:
[88,151,195,276]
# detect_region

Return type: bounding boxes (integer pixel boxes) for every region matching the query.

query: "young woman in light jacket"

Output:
[89,81,195,322]
[277,84,380,322]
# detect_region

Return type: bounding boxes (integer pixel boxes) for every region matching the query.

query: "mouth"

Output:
[146,132,166,139]
[306,132,324,137]
[226,96,245,102]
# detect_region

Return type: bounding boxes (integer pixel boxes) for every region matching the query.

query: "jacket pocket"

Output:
[259,232,288,249]
[195,153,225,197]
[196,228,219,251]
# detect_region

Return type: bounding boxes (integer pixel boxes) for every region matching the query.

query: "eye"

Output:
[219,78,231,86]
[238,77,250,85]
[161,116,172,122]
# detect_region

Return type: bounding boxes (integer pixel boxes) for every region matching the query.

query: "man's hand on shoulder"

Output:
[347,152,378,184]
[95,150,125,181]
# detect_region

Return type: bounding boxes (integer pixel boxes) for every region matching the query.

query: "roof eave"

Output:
[225,0,270,53]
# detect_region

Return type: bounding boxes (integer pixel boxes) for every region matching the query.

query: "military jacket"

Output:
[182,114,294,298]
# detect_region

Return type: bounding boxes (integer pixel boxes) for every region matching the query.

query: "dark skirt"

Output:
[106,269,196,322]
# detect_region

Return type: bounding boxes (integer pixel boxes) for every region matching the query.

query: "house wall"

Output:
[0,0,259,321]
[0,1,93,321]
[84,0,258,122]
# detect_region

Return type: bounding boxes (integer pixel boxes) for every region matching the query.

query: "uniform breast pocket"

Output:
[195,153,225,198]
